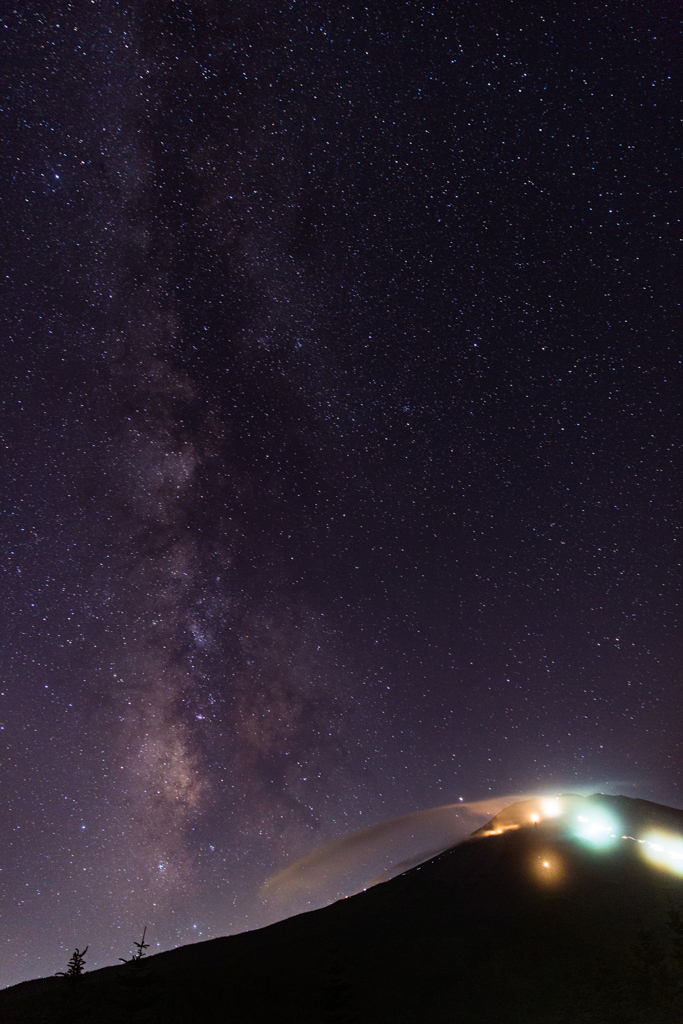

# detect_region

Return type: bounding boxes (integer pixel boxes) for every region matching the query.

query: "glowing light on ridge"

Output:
[639,830,683,876]
[572,808,620,849]
[541,797,562,818]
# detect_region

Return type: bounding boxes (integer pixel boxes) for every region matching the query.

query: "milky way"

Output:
[1,1,679,987]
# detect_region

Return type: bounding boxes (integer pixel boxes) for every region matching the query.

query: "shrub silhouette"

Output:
[119,927,150,966]
[56,946,88,979]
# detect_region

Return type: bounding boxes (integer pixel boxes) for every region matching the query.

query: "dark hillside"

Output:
[2,794,683,1023]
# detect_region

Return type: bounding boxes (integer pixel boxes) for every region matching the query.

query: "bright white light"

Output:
[640,830,683,876]
[572,807,619,849]
[530,813,540,823]
[542,798,562,818]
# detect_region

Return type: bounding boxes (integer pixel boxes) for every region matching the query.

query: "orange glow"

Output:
[481,824,520,837]
[532,852,563,884]
[530,813,540,823]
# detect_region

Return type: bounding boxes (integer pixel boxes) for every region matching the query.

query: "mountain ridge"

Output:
[2,793,683,1023]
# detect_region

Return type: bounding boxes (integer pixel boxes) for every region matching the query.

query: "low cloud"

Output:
[262,793,536,911]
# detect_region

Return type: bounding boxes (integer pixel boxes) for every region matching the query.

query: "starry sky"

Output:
[1,0,680,988]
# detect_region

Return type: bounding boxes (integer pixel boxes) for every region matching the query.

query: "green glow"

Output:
[572,808,620,849]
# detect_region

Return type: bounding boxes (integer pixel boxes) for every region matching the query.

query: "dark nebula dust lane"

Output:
[1,1,680,988]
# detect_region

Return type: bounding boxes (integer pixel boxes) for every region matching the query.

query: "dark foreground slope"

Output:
[2,794,683,1024]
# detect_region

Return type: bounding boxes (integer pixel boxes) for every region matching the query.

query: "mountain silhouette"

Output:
[2,793,683,1023]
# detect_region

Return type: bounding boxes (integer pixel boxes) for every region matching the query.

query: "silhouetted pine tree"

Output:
[119,927,150,966]
[56,946,88,979]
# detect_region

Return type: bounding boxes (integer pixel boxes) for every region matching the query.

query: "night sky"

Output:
[1,0,680,988]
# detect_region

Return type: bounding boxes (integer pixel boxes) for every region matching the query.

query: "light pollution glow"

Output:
[534,799,683,875]
[534,799,683,877]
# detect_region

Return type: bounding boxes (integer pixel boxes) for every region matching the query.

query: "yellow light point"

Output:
[532,852,563,883]
[530,813,540,823]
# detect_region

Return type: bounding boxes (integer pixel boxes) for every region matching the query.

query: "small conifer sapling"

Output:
[56,946,88,978]
[120,927,150,966]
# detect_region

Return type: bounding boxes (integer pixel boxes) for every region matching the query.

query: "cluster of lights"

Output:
[517,797,683,877]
